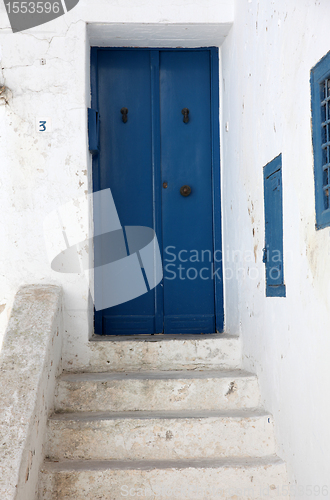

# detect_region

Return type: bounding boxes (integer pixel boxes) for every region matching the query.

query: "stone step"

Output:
[46,409,276,461]
[66,334,241,372]
[39,456,289,500]
[55,369,260,412]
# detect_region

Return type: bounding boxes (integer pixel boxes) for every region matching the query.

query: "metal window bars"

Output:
[321,78,330,209]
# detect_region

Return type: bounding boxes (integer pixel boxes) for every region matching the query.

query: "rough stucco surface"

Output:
[0,0,234,369]
[220,0,330,493]
[0,285,63,500]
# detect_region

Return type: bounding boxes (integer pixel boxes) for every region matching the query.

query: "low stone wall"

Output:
[0,285,63,500]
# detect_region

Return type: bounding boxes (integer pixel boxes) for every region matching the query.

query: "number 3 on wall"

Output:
[36,118,52,133]
[39,121,47,132]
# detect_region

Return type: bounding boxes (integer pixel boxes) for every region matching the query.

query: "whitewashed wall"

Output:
[221,0,330,494]
[1,0,330,493]
[0,0,233,360]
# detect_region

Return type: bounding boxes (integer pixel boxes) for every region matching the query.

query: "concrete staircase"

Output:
[38,334,289,499]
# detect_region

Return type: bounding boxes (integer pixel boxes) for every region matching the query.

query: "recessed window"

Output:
[311,51,330,229]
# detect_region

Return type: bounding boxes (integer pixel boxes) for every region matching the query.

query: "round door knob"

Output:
[180,185,192,197]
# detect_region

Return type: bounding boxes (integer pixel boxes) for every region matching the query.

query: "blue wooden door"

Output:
[93,49,220,335]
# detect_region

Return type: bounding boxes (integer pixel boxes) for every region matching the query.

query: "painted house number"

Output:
[37,118,52,133]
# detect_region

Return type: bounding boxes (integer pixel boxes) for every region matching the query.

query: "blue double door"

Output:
[93,49,223,335]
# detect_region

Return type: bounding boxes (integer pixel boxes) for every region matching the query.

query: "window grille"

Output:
[321,78,330,210]
[311,51,330,228]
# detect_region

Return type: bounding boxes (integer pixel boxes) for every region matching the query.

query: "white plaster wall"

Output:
[3,0,330,490]
[221,0,330,494]
[0,0,233,360]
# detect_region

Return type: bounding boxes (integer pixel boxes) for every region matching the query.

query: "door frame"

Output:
[90,47,224,333]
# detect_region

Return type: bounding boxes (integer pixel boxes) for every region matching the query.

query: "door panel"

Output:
[95,50,156,335]
[160,51,215,333]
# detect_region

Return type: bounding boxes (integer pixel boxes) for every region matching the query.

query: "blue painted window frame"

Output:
[263,154,286,298]
[311,50,330,229]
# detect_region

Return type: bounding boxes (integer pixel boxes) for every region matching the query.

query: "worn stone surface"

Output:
[0,285,63,500]
[55,369,259,412]
[39,456,289,500]
[68,334,242,372]
[46,409,275,461]
[38,327,289,498]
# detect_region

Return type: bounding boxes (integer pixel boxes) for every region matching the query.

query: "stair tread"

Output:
[59,368,254,382]
[90,333,239,342]
[50,408,269,421]
[41,455,284,472]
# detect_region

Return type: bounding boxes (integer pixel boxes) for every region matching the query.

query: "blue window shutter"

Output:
[263,154,286,298]
[310,50,330,229]
[88,108,99,155]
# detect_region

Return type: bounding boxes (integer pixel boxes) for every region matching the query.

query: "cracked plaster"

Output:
[0,0,233,366]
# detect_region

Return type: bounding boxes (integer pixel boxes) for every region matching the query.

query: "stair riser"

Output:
[46,415,276,460]
[55,376,260,412]
[66,336,241,373]
[39,463,289,500]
